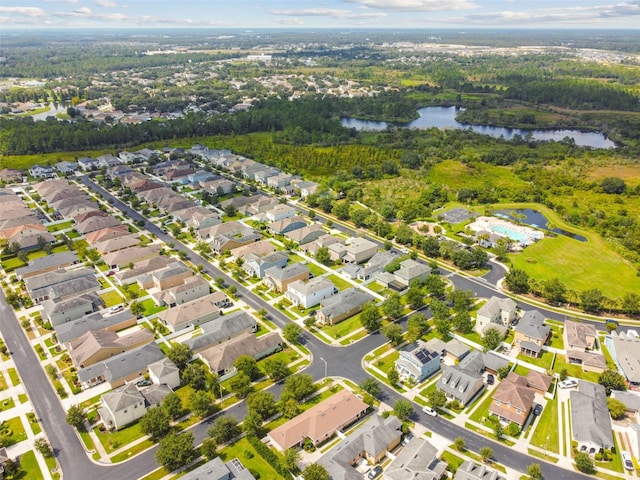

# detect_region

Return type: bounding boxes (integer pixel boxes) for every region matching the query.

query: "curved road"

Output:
[0,176,594,480]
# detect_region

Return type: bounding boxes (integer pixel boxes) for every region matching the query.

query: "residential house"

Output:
[98,382,173,430]
[103,245,161,269]
[264,263,310,293]
[0,168,23,182]
[94,234,140,255]
[513,310,550,358]
[152,276,211,308]
[475,296,517,336]
[243,196,280,216]
[565,320,606,373]
[84,225,130,245]
[570,381,614,454]
[295,181,319,198]
[148,357,181,389]
[156,294,222,333]
[184,311,258,354]
[438,350,487,406]
[144,261,192,290]
[198,331,283,378]
[1,224,56,250]
[244,251,288,279]
[186,210,221,231]
[385,438,447,480]
[302,234,344,257]
[76,215,121,235]
[187,170,216,186]
[25,267,97,302]
[172,205,213,223]
[77,343,165,389]
[377,258,431,290]
[489,372,535,428]
[201,178,237,196]
[67,329,155,368]
[395,341,441,382]
[605,331,640,390]
[285,277,336,309]
[42,293,102,326]
[77,157,101,171]
[55,161,78,174]
[229,240,275,261]
[265,204,296,222]
[15,252,80,280]
[344,237,378,264]
[54,310,137,344]
[342,251,396,282]
[317,415,402,479]
[97,154,121,168]
[454,461,505,480]
[267,173,293,189]
[316,288,375,326]
[525,370,553,394]
[268,390,369,451]
[268,216,307,235]
[180,457,255,480]
[284,223,325,246]
[113,256,173,286]
[424,337,470,363]
[254,167,281,185]
[29,164,56,178]
[108,164,134,178]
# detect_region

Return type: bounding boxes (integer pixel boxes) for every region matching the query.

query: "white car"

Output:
[558,379,578,389]
[422,406,437,417]
[109,305,124,314]
[622,451,634,471]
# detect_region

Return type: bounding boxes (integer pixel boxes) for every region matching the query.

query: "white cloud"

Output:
[0,6,46,17]
[270,8,387,19]
[95,0,118,7]
[277,18,305,25]
[342,0,477,11]
[74,6,92,15]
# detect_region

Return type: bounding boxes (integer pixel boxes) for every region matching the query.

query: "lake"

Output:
[494,208,587,242]
[340,106,615,149]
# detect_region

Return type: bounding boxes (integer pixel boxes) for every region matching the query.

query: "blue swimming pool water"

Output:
[491,225,529,243]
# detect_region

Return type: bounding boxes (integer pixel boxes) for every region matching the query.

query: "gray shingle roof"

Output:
[264,262,309,281]
[515,310,550,342]
[77,343,165,385]
[385,438,447,480]
[15,252,79,278]
[54,310,135,343]
[180,457,255,480]
[570,381,613,449]
[184,311,257,352]
[318,288,374,321]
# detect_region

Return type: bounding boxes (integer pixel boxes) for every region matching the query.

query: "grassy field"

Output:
[94,422,145,453]
[530,397,559,454]
[15,450,44,480]
[218,437,285,480]
[100,290,123,308]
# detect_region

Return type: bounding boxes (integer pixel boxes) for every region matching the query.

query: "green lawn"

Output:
[0,397,15,413]
[8,368,20,386]
[100,290,123,308]
[374,351,400,375]
[47,221,74,232]
[111,439,154,463]
[322,312,365,339]
[517,351,554,371]
[530,398,559,454]
[468,390,495,424]
[141,298,167,316]
[14,450,44,480]
[26,412,41,435]
[0,372,7,391]
[94,422,145,453]
[1,257,25,271]
[306,262,327,277]
[218,437,285,480]
[504,203,640,297]
[326,274,353,291]
[3,416,27,446]
[441,450,465,474]
[548,325,564,349]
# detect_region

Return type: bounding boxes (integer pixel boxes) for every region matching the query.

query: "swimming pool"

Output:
[491,225,530,243]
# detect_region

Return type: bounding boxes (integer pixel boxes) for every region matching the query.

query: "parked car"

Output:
[109,305,124,314]
[401,433,414,446]
[368,466,383,479]
[622,451,634,471]
[558,379,578,389]
[422,406,437,417]
[486,374,495,385]
[106,270,115,277]
[533,404,543,416]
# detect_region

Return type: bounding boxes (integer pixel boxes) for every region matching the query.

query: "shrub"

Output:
[246,435,289,478]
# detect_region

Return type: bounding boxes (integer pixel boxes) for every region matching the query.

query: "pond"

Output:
[493,208,587,242]
[340,106,615,149]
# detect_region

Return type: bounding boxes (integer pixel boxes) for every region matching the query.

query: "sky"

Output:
[1,0,639,29]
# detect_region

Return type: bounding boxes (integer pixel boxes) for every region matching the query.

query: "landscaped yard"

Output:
[530,397,559,454]
[374,351,400,375]
[468,390,495,424]
[14,450,44,480]
[141,298,167,316]
[326,274,353,291]
[321,313,364,339]
[552,355,600,383]
[2,416,27,446]
[517,350,554,371]
[94,422,145,453]
[218,437,285,480]
[100,290,124,308]
[306,262,327,278]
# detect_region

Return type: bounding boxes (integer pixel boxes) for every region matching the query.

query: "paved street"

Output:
[0,175,595,480]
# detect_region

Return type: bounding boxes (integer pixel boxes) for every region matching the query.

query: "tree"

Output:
[189,390,214,417]
[622,292,640,315]
[130,300,145,317]
[480,446,493,462]
[453,310,473,334]
[303,463,330,480]
[162,392,183,420]
[360,302,382,332]
[246,391,278,420]
[526,463,543,480]
[598,369,627,396]
[542,278,567,305]
[156,432,196,472]
[454,437,466,452]
[242,411,264,437]
[280,398,301,419]
[230,372,253,399]
[383,293,403,320]
[264,357,290,381]
[448,290,474,312]
[427,389,447,410]
[283,323,302,344]
[381,323,403,346]
[182,362,210,390]
[166,344,193,371]
[406,286,425,309]
[35,438,52,457]
[423,274,446,297]
[607,398,627,420]
[601,177,626,194]
[504,268,530,294]
[482,326,504,351]
[281,374,316,402]
[494,422,504,439]
[140,407,171,441]
[388,369,399,385]
[315,246,331,266]
[208,415,240,444]
[234,355,261,380]
[200,437,218,461]
[65,404,86,430]
[580,288,605,312]
[575,452,595,474]
[359,379,382,398]
[283,447,301,471]
[393,399,413,421]
[430,299,450,321]
[406,313,430,343]
[434,317,451,340]
[498,365,512,380]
